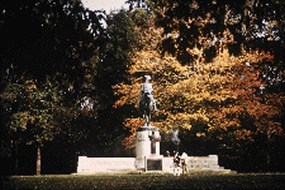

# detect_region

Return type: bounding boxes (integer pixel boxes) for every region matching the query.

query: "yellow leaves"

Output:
[188,46,202,56]
[114,16,285,151]
[123,118,144,130]
[222,120,242,130]
[188,112,209,129]
[113,82,140,108]
[10,112,30,132]
[29,116,36,125]
[117,41,247,140]
[122,134,136,150]
[266,122,284,136]
[122,117,147,149]
[234,129,254,141]
[25,80,37,91]
[130,50,187,82]
[164,112,192,129]
[244,50,274,64]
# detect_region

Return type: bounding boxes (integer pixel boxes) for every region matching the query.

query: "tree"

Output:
[1,78,63,175]
[79,10,140,156]
[1,0,105,78]
[152,0,284,61]
[0,0,105,174]
[114,15,285,171]
[148,0,285,171]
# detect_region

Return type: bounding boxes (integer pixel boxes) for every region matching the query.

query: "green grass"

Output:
[3,173,285,190]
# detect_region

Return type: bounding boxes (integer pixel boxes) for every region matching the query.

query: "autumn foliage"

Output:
[113,17,285,160]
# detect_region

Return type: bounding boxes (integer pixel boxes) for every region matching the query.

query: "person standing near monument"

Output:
[173,151,181,176]
[173,152,181,167]
[180,152,188,176]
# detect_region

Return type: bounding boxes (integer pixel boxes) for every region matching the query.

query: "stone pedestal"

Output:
[135,126,162,170]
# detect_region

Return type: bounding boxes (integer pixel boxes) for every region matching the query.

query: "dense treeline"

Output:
[0,0,284,176]
[0,0,137,175]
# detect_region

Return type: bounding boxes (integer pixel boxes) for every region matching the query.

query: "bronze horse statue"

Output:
[139,92,155,126]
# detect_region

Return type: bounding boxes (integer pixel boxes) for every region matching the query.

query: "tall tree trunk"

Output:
[36,143,41,175]
[13,140,19,175]
[267,132,271,172]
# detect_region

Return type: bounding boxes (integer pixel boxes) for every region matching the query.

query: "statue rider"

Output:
[140,75,158,111]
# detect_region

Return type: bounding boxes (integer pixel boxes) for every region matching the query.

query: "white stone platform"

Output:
[77,155,232,174]
[77,157,136,174]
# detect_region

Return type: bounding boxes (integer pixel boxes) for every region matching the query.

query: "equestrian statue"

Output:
[139,75,158,126]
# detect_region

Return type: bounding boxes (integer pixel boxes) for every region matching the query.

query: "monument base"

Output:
[161,154,232,174]
[135,125,162,170]
[76,154,233,174]
[135,154,164,171]
[77,156,136,174]
[146,157,163,171]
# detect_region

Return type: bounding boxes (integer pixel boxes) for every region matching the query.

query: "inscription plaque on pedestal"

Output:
[147,159,162,171]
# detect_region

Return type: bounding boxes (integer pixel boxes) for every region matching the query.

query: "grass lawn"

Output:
[3,173,285,190]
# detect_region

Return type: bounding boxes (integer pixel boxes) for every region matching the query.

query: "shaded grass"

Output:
[3,173,285,190]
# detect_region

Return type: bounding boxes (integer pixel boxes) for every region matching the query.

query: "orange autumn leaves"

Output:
[113,23,284,149]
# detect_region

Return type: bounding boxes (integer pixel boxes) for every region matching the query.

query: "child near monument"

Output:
[173,152,182,176]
